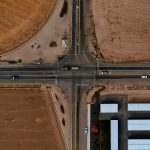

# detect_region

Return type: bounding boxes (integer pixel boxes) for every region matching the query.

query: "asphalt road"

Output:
[0,68,149,80]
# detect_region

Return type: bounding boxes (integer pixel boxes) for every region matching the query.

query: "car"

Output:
[141,75,148,79]
[84,127,88,134]
[62,65,80,71]
[76,5,79,9]
[71,66,80,70]
[101,70,110,75]
[62,65,71,70]
[12,75,19,80]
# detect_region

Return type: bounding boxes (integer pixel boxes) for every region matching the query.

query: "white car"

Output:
[141,75,148,79]
[101,71,110,75]
[12,75,19,80]
[84,127,88,134]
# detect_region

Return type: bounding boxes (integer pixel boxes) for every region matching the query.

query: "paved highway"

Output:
[2,65,150,72]
[0,67,150,79]
[0,75,149,82]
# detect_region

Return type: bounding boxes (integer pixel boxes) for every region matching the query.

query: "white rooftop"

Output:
[62,39,68,48]
[128,120,150,131]
[100,104,118,113]
[128,103,150,111]
[111,120,118,150]
[128,139,150,150]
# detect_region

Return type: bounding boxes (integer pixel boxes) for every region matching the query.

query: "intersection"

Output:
[0,0,150,150]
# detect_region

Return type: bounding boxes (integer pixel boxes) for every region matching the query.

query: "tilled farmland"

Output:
[92,0,150,63]
[0,83,66,150]
[0,0,57,54]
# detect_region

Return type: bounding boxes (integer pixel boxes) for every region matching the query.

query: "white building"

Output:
[128,103,150,111]
[128,139,150,150]
[111,120,118,150]
[62,38,68,48]
[100,104,118,113]
[128,120,150,131]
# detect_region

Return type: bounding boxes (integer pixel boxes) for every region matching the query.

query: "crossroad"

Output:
[0,0,149,150]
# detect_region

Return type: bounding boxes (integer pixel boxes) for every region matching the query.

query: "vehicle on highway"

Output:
[12,75,20,80]
[101,70,110,75]
[141,75,148,79]
[62,65,71,70]
[62,65,80,71]
[71,66,80,70]
[76,5,79,9]
[84,127,88,134]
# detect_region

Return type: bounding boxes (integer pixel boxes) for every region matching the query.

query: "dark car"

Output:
[62,65,71,70]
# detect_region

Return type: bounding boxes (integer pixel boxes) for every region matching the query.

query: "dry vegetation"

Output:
[0,0,57,54]
[92,0,150,63]
[0,83,66,150]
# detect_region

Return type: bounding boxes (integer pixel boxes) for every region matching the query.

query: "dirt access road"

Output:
[0,83,66,150]
[92,0,150,63]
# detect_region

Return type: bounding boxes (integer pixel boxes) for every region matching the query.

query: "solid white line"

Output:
[87,104,91,150]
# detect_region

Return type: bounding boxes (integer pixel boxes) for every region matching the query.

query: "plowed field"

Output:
[93,0,150,63]
[0,84,65,150]
[0,0,57,54]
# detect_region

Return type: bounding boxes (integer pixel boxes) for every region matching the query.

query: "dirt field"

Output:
[0,0,57,54]
[0,83,66,150]
[92,0,150,63]
[82,82,150,104]
[0,0,71,64]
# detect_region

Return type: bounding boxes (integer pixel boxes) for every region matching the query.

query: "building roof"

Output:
[128,103,150,111]
[128,120,150,131]
[128,139,150,150]
[100,104,118,113]
[111,120,118,150]
[62,39,68,48]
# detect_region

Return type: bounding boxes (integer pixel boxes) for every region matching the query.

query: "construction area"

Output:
[0,0,71,64]
[88,0,150,63]
[0,83,70,150]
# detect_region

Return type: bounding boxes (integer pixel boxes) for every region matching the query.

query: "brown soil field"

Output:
[0,0,57,54]
[92,0,150,63]
[0,83,66,150]
[82,82,150,104]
